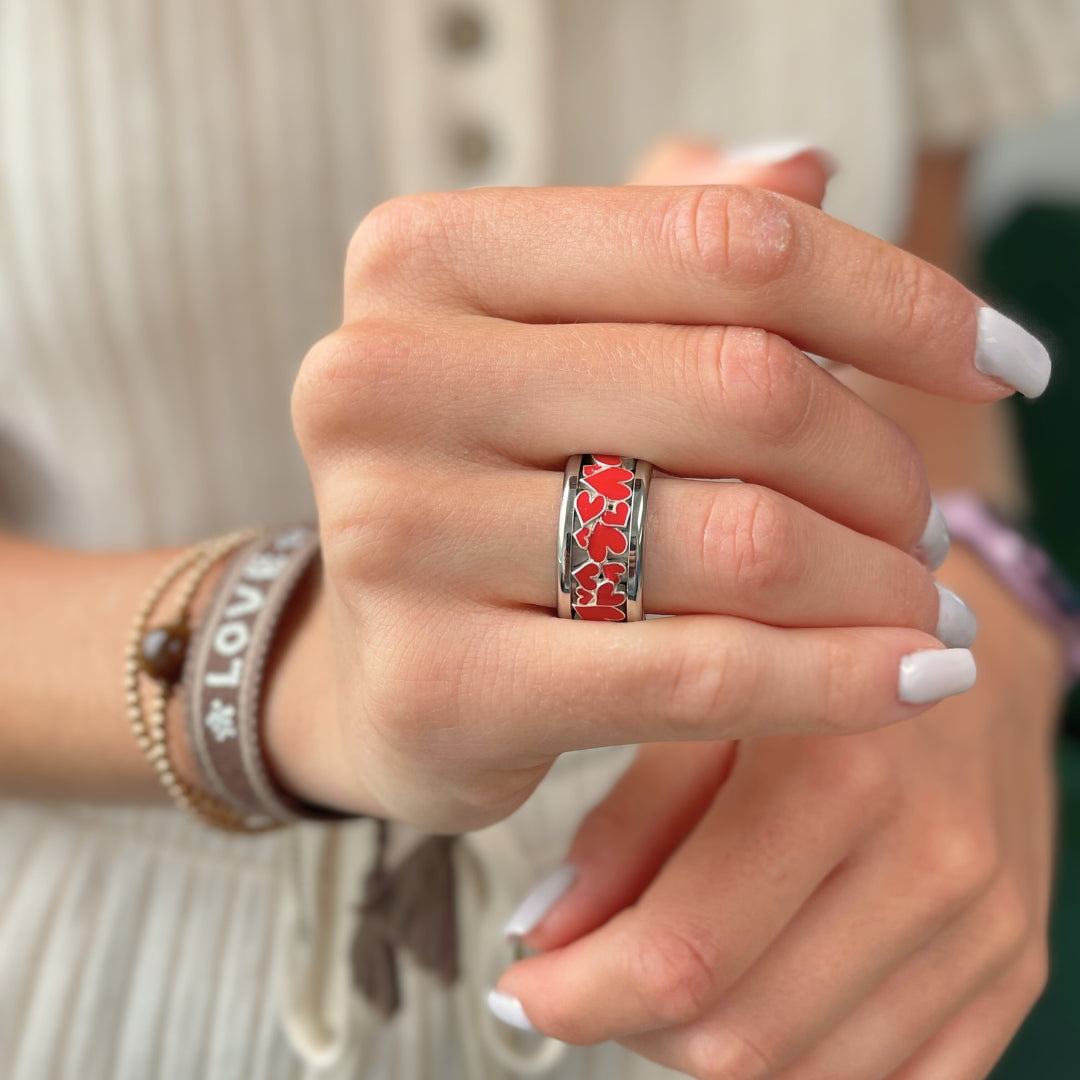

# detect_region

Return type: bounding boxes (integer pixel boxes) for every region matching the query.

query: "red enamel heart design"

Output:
[575,490,606,525]
[595,581,625,606]
[586,522,628,562]
[602,563,625,583]
[582,466,634,502]
[592,454,623,466]
[575,603,625,621]
[601,500,630,527]
[573,563,601,592]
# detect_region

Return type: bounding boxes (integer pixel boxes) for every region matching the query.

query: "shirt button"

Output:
[440,8,486,57]
[451,120,495,170]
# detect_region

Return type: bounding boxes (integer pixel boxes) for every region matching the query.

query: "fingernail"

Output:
[487,989,537,1032]
[914,497,950,571]
[974,307,1051,398]
[723,138,839,178]
[503,864,579,940]
[898,648,976,705]
[935,582,977,648]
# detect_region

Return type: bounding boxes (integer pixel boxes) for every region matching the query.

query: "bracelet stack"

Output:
[125,529,259,830]
[126,523,341,831]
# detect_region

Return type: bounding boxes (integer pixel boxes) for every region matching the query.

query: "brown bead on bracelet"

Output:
[125,529,263,831]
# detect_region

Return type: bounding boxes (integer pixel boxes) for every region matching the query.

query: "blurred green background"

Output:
[980,196,1080,1074]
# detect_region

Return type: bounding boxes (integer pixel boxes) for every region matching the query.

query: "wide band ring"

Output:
[557,454,654,621]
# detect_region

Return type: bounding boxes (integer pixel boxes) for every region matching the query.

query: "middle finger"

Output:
[351,317,942,560]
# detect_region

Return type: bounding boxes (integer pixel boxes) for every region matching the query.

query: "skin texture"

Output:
[489,145,1063,1080]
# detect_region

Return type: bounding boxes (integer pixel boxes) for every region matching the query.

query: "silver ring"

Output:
[557,454,654,621]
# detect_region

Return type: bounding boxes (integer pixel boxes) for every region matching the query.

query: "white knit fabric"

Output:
[0,1,1077,1077]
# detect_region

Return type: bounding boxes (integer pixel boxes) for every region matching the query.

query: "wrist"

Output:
[260,563,385,818]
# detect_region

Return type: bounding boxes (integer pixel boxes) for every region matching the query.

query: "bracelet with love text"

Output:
[183,524,353,828]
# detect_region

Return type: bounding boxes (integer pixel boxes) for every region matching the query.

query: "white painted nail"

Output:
[898,648,976,705]
[487,989,537,1032]
[935,582,977,648]
[914,497,950,571]
[723,138,839,178]
[503,864,579,940]
[974,307,1051,398]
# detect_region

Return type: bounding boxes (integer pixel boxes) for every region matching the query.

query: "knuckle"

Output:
[721,486,802,594]
[981,883,1034,965]
[881,423,931,550]
[875,251,941,349]
[659,631,753,739]
[625,920,719,1026]
[659,185,799,288]
[291,319,417,451]
[684,1027,774,1080]
[291,330,352,455]
[710,328,817,448]
[808,740,900,820]
[919,821,1000,910]
[889,557,940,635]
[345,192,459,301]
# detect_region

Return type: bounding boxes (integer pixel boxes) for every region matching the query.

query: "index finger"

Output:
[348,185,1050,399]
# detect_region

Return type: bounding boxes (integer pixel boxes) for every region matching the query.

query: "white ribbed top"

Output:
[0,2,1076,1077]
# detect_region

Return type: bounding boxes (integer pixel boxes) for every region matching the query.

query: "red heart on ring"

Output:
[595,581,625,606]
[592,454,623,466]
[575,490,606,525]
[602,563,625,583]
[586,522,629,562]
[582,466,634,501]
[575,603,625,621]
[573,563,601,592]
[601,500,630,528]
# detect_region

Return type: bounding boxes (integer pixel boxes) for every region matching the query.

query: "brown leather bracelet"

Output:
[183,525,352,827]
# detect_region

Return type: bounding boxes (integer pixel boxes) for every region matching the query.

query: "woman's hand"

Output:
[273,149,1048,833]
[492,545,1063,1079]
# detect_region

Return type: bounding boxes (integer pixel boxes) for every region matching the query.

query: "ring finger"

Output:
[347,467,970,642]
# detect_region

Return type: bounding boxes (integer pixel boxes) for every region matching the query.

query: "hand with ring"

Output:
[269,146,1050,834]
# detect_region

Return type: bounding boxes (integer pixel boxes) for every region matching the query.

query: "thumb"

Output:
[628,136,838,209]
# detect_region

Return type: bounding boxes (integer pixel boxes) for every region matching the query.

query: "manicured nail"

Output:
[503,864,579,940]
[898,648,976,705]
[974,307,1051,398]
[487,989,536,1032]
[914,497,950,571]
[723,138,839,178]
[935,582,977,648]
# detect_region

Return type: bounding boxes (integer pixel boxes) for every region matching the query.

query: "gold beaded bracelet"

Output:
[123,529,271,832]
